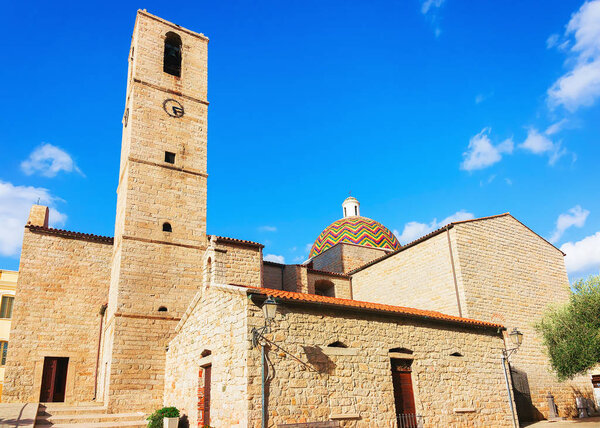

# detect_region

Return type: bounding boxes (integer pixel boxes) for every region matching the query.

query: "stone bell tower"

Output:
[100,10,209,412]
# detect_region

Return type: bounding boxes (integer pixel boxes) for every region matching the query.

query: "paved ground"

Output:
[0,403,37,428]
[524,417,600,427]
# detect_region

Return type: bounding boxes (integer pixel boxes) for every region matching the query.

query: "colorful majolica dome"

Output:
[309,198,401,258]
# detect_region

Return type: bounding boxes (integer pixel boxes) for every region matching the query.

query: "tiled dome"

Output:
[310,216,401,258]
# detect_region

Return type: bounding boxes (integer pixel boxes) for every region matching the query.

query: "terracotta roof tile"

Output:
[26,225,114,244]
[244,286,503,330]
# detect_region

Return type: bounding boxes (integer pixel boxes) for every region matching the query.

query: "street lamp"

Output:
[501,327,523,428]
[251,296,279,428]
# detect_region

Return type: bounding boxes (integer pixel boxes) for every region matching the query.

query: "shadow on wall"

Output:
[302,346,336,374]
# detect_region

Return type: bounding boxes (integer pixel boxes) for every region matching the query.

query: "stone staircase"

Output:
[35,403,147,428]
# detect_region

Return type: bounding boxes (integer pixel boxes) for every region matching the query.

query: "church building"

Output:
[2,10,595,428]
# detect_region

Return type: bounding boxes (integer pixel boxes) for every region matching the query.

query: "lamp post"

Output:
[502,328,523,428]
[251,297,278,428]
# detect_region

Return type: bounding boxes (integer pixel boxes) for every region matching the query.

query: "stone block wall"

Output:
[306,271,352,299]
[453,215,593,418]
[263,262,284,290]
[311,244,387,274]
[164,285,249,427]
[2,228,112,403]
[351,231,463,317]
[217,240,262,287]
[246,300,514,427]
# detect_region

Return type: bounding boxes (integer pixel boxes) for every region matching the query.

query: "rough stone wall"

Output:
[307,272,352,299]
[263,262,284,290]
[2,229,111,403]
[453,215,593,419]
[351,232,463,317]
[218,241,262,287]
[247,302,513,428]
[164,285,248,428]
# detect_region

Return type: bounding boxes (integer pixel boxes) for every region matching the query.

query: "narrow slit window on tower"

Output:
[163,222,172,232]
[163,32,182,77]
[165,151,176,164]
[354,206,358,215]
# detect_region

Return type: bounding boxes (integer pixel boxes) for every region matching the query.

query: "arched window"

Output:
[158,306,168,312]
[0,341,7,366]
[164,32,182,77]
[389,347,413,355]
[163,222,172,232]
[314,280,335,297]
[327,341,348,348]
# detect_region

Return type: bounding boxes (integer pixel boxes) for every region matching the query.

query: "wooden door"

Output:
[391,359,417,427]
[203,365,212,425]
[40,357,69,402]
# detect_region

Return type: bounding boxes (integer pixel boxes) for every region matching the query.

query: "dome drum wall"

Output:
[310,216,401,258]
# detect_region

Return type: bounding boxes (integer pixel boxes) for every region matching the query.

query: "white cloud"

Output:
[546,33,560,49]
[519,128,567,165]
[461,128,514,171]
[504,178,513,185]
[545,119,569,135]
[548,0,600,111]
[561,231,600,274]
[421,0,445,14]
[0,181,66,256]
[264,254,285,264]
[259,225,277,232]
[21,143,83,177]
[549,205,590,243]
[394,210,474,245]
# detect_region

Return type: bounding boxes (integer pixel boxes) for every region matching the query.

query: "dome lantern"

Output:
[342,196,360,218]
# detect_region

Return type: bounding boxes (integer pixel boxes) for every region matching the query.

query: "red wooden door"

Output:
[391,359,416,427]
[40,357,69,402]
[203,365,212,425]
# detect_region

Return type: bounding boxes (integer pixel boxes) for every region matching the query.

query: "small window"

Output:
[354,206,358,215]
[389,347,413,354]
[450,352,463,357]
[158,306,168,312]
[162,222,172,232]
[0,341,7,366]
[165,151,176,164]
[344,207,347,217]
[164,32,182,77]
[0,296,14,319]
[314,280,335,297]
[327,341,348,348]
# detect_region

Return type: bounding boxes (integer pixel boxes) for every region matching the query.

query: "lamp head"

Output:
[509,328,523,347]
[262,297,278,323]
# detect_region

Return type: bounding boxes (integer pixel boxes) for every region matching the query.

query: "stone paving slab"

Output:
[524,417,600,427]
[0,403,38,428]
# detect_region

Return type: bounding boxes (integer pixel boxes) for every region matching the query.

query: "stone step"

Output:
[38,404,109,415]
[36,412,146,425]
[34,420,147,428]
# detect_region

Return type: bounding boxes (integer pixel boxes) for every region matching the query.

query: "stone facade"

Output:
[351,230,464,317]
[3,210,112,403]
[350,214,594,420]
[165,284,513,428]
[101,9,209,413]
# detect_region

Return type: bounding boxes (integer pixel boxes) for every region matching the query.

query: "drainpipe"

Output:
[501,353,518,428]
[261,343,267,428]
[94,304,108,401]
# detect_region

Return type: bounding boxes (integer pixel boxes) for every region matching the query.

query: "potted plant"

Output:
[147,406,180,428]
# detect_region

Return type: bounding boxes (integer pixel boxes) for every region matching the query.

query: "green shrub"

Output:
[147,407,180,428]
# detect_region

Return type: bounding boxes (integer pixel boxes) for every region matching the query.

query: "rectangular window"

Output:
[0,342,7,366]
[165,151,176,164]
[0,296,14,319]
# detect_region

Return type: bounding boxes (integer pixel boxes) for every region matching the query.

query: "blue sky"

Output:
[1,0,599,281]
